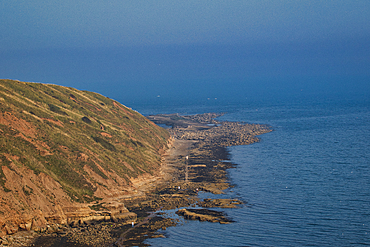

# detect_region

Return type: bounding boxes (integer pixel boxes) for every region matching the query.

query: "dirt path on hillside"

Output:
[158,139,194,182]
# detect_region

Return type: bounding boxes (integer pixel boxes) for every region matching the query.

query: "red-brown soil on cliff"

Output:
[0,79,170,240]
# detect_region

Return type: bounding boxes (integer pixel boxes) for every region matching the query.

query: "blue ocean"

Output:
[2,43,369,246]
[128,93,370,247]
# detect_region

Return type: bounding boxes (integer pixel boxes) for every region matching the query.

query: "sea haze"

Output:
[144,94,370,247]
[1,38,369,106]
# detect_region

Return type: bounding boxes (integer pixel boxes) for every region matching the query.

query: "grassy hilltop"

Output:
[0,79,170,235]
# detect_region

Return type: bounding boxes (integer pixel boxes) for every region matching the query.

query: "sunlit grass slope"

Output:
[0,79,170,202]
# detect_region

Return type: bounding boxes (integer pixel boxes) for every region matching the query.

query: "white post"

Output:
[185,156,189,183]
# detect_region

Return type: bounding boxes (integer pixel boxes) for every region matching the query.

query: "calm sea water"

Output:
[129,94,370,247]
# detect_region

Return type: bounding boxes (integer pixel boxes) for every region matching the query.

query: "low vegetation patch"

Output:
[48,103,68,115]
[0,79,170,203]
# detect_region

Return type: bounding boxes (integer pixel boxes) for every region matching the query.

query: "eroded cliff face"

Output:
[0,79,170,236]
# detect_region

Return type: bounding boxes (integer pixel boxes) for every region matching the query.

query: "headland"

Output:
[6,112,271,246]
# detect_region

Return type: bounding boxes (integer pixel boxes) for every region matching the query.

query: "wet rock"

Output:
[198,198,243,208]
[152,234,166,238]
[176,208,233,224]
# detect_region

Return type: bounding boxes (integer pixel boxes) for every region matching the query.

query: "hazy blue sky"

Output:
[1,0,370,104]
[2,0,370,50]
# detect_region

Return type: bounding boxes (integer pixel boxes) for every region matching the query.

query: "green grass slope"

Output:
[0,79,170,203]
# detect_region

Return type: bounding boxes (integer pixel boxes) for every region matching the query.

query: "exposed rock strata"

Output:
[0,80,170,239]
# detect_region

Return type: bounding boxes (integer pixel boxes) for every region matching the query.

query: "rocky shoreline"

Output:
[1,113,271,246]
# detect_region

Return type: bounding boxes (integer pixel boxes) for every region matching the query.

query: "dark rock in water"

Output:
[176,208,234,224]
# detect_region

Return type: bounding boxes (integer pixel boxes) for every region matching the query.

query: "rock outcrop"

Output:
[176,208,232,224]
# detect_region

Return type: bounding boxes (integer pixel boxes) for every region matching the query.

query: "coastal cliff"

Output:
[0,79,170,237]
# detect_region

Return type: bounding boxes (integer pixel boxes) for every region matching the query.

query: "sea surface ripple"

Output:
[140,95,370,247]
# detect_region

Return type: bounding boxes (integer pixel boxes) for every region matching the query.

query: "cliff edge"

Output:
[0,79,170,237]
